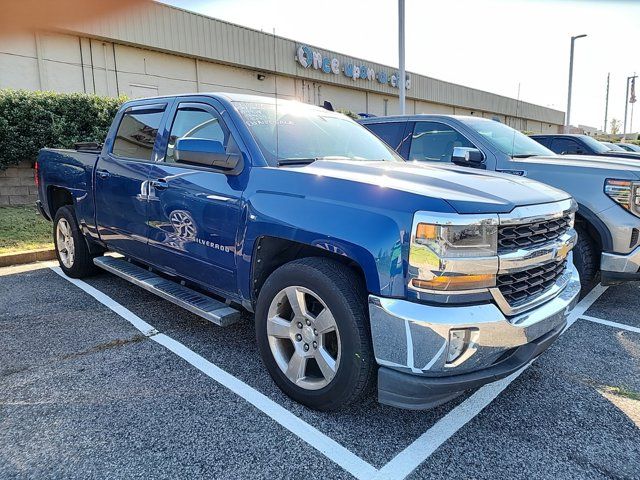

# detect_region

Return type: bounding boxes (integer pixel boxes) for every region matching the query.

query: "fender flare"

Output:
[576,203,612,251]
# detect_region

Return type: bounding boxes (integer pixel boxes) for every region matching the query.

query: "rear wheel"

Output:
[255,257,375,411]
[573,225,599,298]
[53,206,98,278]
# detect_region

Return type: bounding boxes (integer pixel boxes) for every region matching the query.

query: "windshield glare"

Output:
[234,101,402,164]
[464,118,554,157]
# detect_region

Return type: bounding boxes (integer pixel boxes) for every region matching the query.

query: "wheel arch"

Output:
[46,186,74,217]
[575,203,612,252]
[249,236,371,310]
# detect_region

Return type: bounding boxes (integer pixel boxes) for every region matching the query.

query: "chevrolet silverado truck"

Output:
[36,93,579,410]
[360,115,640,294]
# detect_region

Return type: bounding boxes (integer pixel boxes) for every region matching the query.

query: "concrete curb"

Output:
[0,248,56,268]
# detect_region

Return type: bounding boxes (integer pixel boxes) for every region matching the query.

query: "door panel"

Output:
[95,104,166,259]
[146,101,244,295]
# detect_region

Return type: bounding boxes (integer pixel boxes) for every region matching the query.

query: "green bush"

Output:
[337,108,360,121]
[0,89,126,170]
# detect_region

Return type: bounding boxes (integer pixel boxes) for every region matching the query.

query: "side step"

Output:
[93,256,241,327]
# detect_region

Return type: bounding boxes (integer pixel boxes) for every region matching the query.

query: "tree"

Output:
[610,118,621,135]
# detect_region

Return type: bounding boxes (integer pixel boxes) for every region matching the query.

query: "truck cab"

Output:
[359,115,640,293]
[37,96,580,411]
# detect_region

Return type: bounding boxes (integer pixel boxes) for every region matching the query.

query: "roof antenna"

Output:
[272,27,279,162]
[511,82,521,157]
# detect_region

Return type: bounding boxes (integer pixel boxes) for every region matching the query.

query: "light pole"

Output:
[398,0,406,115]
[565,34,587,130]
[623,74,638,141]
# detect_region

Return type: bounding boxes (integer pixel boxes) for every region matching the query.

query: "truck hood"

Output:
[519,154,640,179]
[283,160,570,214]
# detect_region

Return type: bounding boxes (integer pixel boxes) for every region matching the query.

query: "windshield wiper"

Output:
[277,158,318,166]
[512,154,538,158]
[277,156,352,166]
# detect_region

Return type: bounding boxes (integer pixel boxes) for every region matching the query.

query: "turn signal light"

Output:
[411,273,495,291]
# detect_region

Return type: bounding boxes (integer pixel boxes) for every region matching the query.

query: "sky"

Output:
[162,0,640,131]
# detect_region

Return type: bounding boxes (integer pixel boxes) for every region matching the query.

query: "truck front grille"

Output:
[498,214,572,253]
[497,259,567,308]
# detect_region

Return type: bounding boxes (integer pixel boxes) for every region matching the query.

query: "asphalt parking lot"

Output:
[1,261,639,479]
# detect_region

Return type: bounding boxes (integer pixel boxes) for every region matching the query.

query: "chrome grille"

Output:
[497,260,567,308]
[498,214,572,253]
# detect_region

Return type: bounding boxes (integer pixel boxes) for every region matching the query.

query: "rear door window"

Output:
[409,121,474,163]
[365,122,408,151]
[112,109,164,161]
[550,137,583,155]
[533,136,552,148]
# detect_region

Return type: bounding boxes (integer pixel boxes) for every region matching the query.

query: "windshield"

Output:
[580,136,611,154]
[622,143,640,152]
[601,141,625,151]
[463,118,554,157]
[234,101,402,165]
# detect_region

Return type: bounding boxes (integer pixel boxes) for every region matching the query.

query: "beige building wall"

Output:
[0,28,561,134]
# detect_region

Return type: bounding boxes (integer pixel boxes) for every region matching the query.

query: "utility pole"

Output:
[398,0,406,115]
[604,73,610,133]
[623,73,638,141]
[566,34,587,131]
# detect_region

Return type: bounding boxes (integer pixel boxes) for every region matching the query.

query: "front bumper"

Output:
[369,261,580,409]
[601,246,640,284]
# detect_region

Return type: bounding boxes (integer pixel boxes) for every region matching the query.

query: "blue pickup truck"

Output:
[36,93,580,410]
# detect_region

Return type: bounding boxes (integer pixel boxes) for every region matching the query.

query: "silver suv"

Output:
[360,115,640,295]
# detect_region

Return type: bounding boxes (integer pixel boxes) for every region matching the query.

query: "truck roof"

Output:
[357,114,493,124]
[121,92,318,108]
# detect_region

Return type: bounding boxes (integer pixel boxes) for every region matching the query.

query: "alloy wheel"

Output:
[266,286,341,390]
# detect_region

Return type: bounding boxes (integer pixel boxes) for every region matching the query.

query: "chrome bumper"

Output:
[601,246,640,274]
[368,260,580,377]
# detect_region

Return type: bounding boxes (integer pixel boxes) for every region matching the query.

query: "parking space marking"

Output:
[50,267,378,480]
[579,314,640,334]
[375,284,610,480]
[48,265,618,480]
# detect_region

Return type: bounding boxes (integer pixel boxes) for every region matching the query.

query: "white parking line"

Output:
[375,284,610,480]
[50,265,615,480]
[579,314,640,334]
[50,267,378,480]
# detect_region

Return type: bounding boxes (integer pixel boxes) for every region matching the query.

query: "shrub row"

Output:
[0,89,126,170]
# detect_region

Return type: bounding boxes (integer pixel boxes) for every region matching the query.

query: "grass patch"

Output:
[0,206,53,254]
[602,385,640,401]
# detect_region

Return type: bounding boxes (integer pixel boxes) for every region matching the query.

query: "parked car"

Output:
[359,115,640,293]
[617,143,640,153]
[530,133,640,159]
[36,94,579,411]
[601,141,627,152]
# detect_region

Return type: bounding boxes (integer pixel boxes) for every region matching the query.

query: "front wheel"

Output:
[53,206,98,278]
[573,225,599,298]
[255,257,375,411]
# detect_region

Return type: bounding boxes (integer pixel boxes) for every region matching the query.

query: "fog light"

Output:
[447,329,471,364]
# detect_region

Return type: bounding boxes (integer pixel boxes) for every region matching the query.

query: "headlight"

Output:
[413,223,497,258]
[605,179,640,216]
[409,216,498,291]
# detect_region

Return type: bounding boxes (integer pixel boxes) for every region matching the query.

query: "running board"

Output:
[93,256,241,327]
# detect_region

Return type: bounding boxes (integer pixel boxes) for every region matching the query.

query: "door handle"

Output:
[96,169,111,179]
[151,179,169,190]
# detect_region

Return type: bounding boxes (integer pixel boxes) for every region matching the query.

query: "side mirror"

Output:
[174,138,241,173]
[451,147,486,169]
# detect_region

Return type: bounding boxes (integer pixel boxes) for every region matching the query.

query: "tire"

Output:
[255,257,375,411]
[53,206,98,278]
[573,225,599,298]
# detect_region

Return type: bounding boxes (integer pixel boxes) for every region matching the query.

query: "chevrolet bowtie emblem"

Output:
[556,243,570,260]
